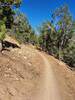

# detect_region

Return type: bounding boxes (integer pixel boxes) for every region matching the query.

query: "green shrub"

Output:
[0,23,6,41]
[0,32,5,41]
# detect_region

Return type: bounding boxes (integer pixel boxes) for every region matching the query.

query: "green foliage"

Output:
[63,43,75,67]
[38,5,75,67]
[0,0,22,49]
[38,21,58,55]
[12,12,37,44]
[0,21,6,40]
[30,31,38,45]
[0,0,22,29]
[0,0,21,7]
[13,13,30,43]
[0,32,5,40]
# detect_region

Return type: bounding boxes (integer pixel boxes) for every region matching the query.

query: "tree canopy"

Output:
[0,0,22,29]
[38,5,75,67]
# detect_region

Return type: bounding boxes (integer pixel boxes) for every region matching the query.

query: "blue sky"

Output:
[19,0,75,29]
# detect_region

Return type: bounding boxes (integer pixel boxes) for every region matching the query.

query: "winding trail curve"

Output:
[33,52,62,100]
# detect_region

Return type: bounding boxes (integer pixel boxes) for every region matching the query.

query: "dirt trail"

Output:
[0,40,75,100]
[0,45,62,100]
[32,52,62,100]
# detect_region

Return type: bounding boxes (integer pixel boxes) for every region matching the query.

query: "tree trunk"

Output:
[0,40,3,52]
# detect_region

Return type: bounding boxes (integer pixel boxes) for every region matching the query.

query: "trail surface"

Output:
[0,41,75,100]
[32,52,61,100]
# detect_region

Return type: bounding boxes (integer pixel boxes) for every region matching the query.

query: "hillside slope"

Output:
[0,36,75,100]
[46,53,75,100]
[0,44,44,100]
